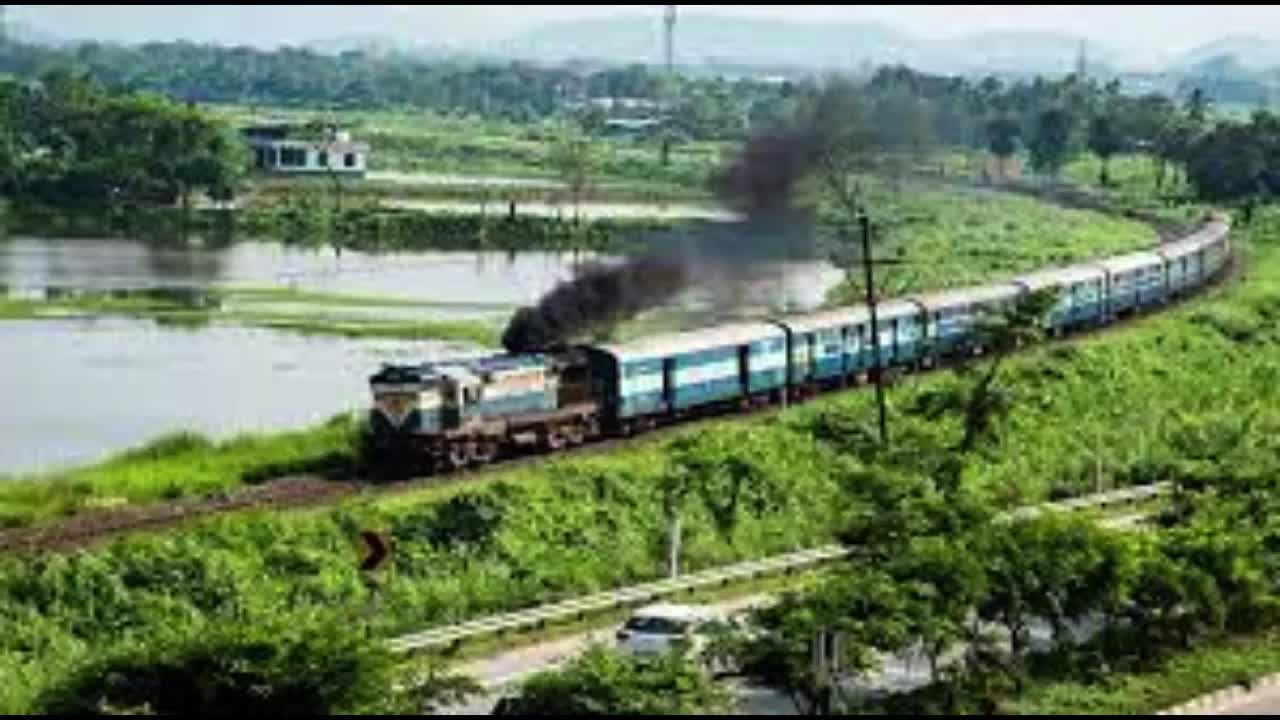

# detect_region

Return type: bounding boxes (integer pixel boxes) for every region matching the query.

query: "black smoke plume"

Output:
[502,88,851,354]
[709,126,822,217]
[501,255,688,353]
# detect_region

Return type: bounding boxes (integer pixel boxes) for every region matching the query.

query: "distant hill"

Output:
[487,13,1117,77]
[488,13,915,70]
[6,19,64,47]
[1172,34,1280,71]
[937,32,1117,76]
[303,33,460,61]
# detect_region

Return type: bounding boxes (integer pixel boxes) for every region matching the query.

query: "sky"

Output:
[10,4,1280,63]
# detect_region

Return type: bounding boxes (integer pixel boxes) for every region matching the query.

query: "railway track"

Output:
[0,218,1239,555]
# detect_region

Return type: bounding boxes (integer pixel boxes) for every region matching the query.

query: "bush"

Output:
[32,616,452,715]
[502,645,731,715]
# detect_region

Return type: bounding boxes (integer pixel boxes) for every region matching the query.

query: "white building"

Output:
[241,122,370,177]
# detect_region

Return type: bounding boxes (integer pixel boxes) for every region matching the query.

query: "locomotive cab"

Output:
[436,366,485,430]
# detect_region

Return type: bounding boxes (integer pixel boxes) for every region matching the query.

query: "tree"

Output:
[1185,121,1268,213]
[501,645,731,715]
[1087,111,1125,187]
[549,127,596,224]
[984,115,1020,180]
[1186,86,1209,124]
[871,87,936,184]
[658,429,765,577]
[710,570,911,715]
[1154,116,1196,191]
[34,617,478,715]
[889,536,989,686]
[1027,106,1075,179]
[911,289,1057,482]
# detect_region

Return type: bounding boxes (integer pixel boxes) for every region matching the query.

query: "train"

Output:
[363,214,1232,475]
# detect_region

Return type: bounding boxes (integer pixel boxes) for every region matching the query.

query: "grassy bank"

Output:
[0,417,360,528]
[0,204,1271,709]
[210,105,724,191]
[1011,630,1280,714]
[823,178,1160,303]
[1,201,667,254]
[0,288,504,346]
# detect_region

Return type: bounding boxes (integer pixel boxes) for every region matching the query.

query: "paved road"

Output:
[1214,684,1280,715]
[435,594,1099,714]
[440,595,773,715]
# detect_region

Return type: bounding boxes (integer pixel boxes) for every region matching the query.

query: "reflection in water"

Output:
[0,236,843,311]
[0,318,463,474]
[0,237,845,473]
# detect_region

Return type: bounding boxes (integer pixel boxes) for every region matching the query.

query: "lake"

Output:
[0,236,843,473]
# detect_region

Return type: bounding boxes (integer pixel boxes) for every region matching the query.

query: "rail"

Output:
[389,482,1170,654]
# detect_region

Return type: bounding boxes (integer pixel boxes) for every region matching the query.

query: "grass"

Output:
[823,177,1158,303]
[221,286,515,310]
[0,418,359,528]
[435,568,829,667]
[1010,629,1280,715]
[225,313,499,345]
[0,203,1276,711]
[0,288,504,346]
[212,104,725,193]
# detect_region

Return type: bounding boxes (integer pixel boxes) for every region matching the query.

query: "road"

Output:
[1213,684,1280,715]
[432,510,1154,714]
[440,594,773,715]
[435,600,1093,715]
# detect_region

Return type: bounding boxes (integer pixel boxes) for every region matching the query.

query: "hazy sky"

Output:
[12,4,1280,62]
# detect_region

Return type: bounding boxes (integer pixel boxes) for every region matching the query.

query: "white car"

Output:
[614,603,722,658]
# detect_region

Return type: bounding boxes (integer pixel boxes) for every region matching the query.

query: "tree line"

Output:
[6,40,1280,220]
[0,68,240,209]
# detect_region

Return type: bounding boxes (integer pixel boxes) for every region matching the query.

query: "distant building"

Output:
[240,122,369,177]
[602,117,664,140]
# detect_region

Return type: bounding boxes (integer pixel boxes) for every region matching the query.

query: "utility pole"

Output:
[668,514,681,578]
[860,213,889,447]
[811,629,843,715]
[660,5,676,167]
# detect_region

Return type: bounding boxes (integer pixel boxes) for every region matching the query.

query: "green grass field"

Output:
[214,105,726,194]
[0,288,504,346]
[1011,630,1280,714]
[0,200,1269,710]
[822,177,1159,303]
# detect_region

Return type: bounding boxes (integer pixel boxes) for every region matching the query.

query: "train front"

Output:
[364,363,442,470]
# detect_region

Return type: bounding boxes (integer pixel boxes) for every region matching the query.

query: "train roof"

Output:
[370,354,547,384]
[1013,264,1106,291]
[1094,251,1165,274]
[597,321,785,361]
[908,283,1022,312]
[777,298,920,334]
[1159,221,1229,259]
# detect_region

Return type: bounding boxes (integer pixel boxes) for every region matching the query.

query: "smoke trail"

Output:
[501,87,850,353]
[501,255,687,353]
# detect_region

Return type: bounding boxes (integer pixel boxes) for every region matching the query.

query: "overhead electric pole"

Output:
[860,213,889,447]
[660,5,676,166]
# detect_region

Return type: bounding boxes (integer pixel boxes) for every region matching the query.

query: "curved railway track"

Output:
[0,216,1240,555]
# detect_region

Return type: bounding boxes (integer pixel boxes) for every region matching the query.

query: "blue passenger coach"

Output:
[584,322,788,430]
